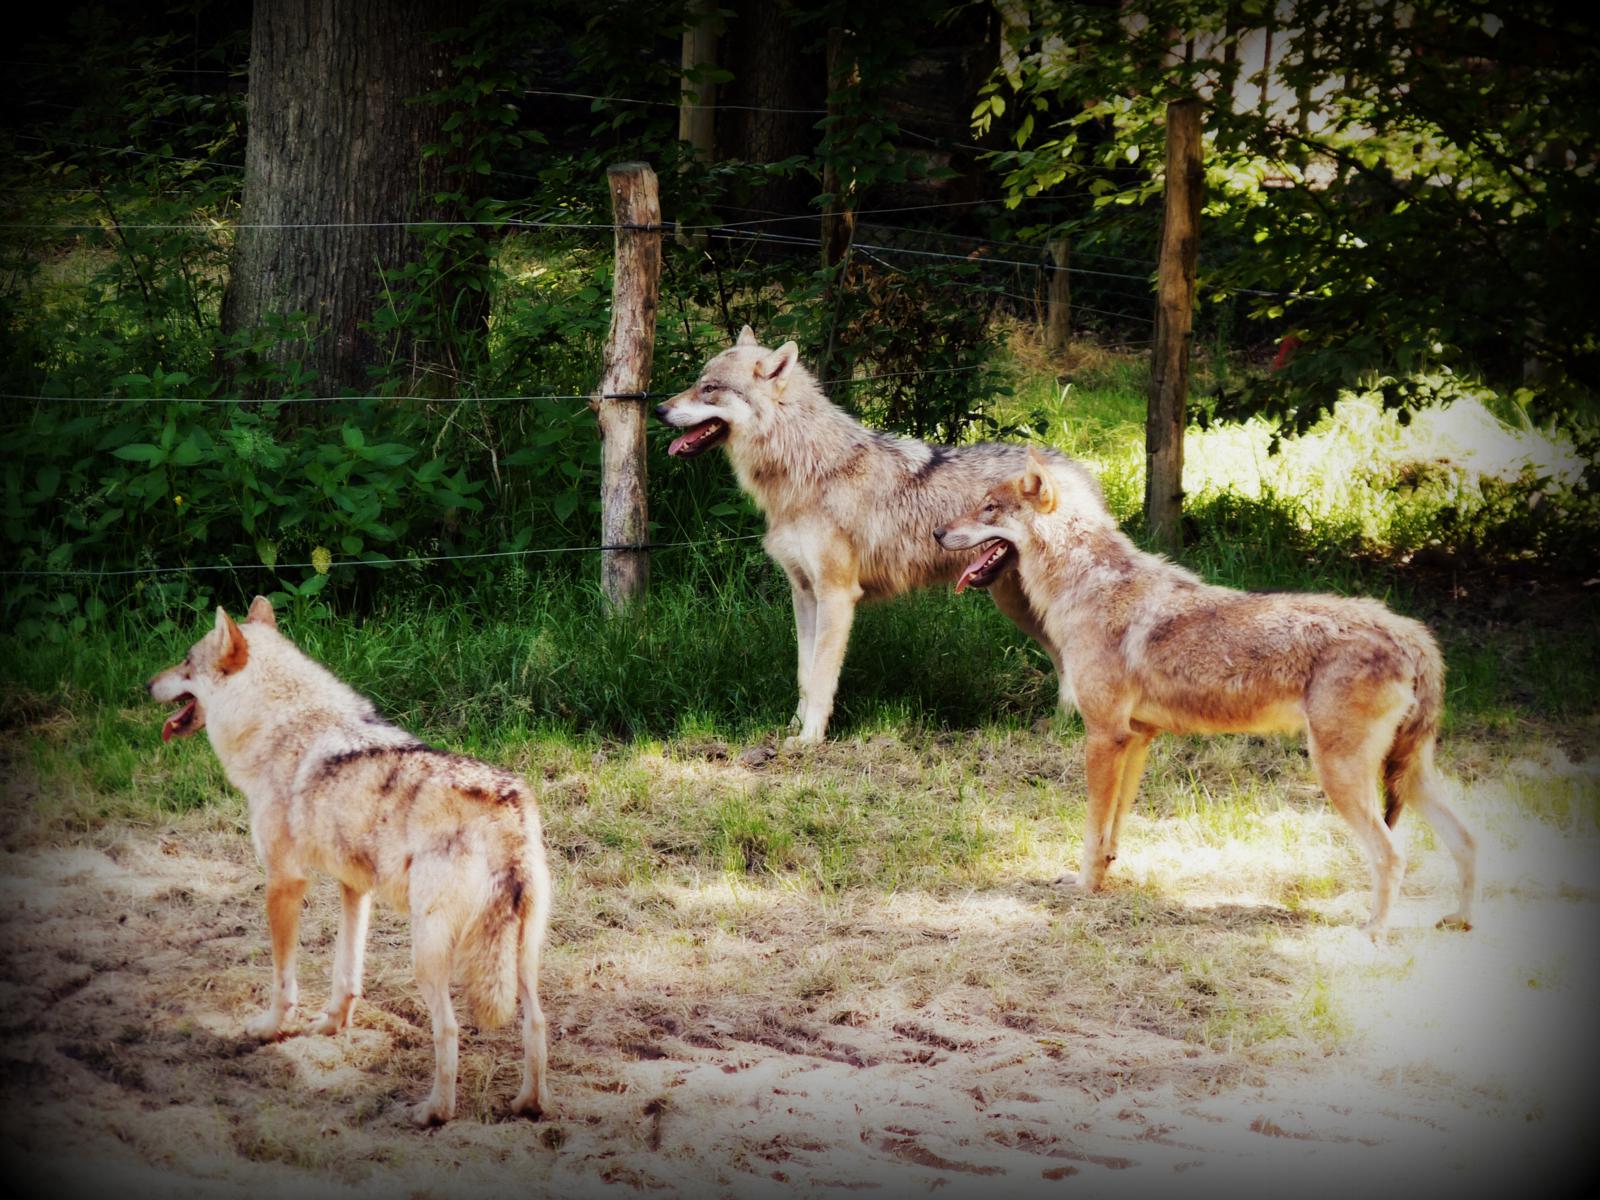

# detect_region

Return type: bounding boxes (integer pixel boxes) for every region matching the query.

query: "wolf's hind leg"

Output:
[1398,756,1477,930]
[409,911,459,1127]
[1308,722,1405,937]
[509,858,552,1120]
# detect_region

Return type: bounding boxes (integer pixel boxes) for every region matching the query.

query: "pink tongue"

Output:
[955,555,987,594]
[669,431,696,456]
[162,699,197,743]
[955,544,1003,594]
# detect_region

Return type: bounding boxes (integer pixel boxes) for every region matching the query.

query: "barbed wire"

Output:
[0,533,768,581]
[1,361,1007,407]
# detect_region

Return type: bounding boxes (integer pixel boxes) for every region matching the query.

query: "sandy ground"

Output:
[1,789,1596,1200]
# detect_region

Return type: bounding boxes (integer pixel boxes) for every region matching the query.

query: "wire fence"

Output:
[2,105,1202,586]
[0,534,769,582]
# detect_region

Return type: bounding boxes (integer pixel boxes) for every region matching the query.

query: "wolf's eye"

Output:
[982,502,997,515]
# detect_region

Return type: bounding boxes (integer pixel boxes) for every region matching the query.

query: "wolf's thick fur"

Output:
[147,597,552,1126]
[657,327,1094,742]
[935,452,1476,935]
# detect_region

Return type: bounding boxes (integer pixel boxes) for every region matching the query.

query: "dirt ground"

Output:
[2,759,1597,1200]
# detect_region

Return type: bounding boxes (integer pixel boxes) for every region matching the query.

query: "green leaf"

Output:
[112,443,166,463]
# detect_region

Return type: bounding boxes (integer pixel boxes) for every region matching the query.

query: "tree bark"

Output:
[594,164,662,612]
[1045,238,1071,354]
[1145,98,1202,554]
[221,0,477,397]
[678,0,718,165]
[820,27,859,276]
[721,0,819,225]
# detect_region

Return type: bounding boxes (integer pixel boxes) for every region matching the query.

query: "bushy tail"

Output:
[460,856,536,1029]
[1382,631,1446,829]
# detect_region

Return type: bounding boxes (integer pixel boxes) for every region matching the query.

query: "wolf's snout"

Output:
[932,526,948,546]
[653,403,670,421]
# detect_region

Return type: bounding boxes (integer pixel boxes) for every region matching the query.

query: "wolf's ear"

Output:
[214,607,250,674]
[757,341,799,388]
[736,324,759,347]
[1019,451,1057,514]
[246,595,277,628]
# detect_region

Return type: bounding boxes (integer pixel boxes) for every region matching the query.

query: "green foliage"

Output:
[983,1,1600,428]
[4,0,1593,635]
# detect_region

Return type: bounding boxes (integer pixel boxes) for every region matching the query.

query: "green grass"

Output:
[2,338,1594,851]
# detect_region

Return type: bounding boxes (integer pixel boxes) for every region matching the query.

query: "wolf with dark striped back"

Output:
[147,596,553,1126]
[656,326,1099,744]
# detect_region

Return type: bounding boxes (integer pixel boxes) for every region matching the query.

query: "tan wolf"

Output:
[934,451,1476,935]
[656,326,1092,743]
[147,597,553,1125]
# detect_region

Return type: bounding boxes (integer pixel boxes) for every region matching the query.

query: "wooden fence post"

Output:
[594,162,662,611]
[1145,98,1202,554]
[1045,237,1071,353]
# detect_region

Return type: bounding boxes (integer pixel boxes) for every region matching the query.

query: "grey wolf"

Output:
[934,451,1476,935]
[147,597,553,1125]
[656,326,1090,743]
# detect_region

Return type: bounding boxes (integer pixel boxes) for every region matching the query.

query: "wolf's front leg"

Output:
[789,584,858,745]
[1057,728,1134,892]
[312,883,372,1035]
[786,569,819,731]
[245,872,308,1039]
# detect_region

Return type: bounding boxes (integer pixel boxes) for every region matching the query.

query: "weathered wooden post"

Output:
[1045,237,1072,354]
[594,162,662,610]
[1145,98,1202,554]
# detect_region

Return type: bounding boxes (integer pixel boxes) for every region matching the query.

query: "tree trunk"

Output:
[721,0,820,226]
[221,0,476,398]
[819,26,859,388]
[678,0,718,165]
[1145,98,1202,554]
[1045,238,1071,354]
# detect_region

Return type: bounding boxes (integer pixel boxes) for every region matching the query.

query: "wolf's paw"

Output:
[243,1010,287,1041]
[510,1089,546,1121]
[1051,871,1100,895]
[410,1097,454,1128]
[310,1010,347,1037]
[782,733,822,751]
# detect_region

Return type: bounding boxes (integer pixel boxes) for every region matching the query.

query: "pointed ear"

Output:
[736,324,758,347]
[1019,452,1057,514]
[246,595,277,628]
[214,607,249,675]
[757,341,799,387]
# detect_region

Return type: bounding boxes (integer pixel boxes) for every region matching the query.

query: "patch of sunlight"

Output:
[875,888,1057,936]
[1272,759,1600,1111]
[1184,387,1585,545]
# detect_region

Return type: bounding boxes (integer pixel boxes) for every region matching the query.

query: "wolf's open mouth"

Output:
[955,539,1014,593]
[668,419,729,458]
[162,694,203,742]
